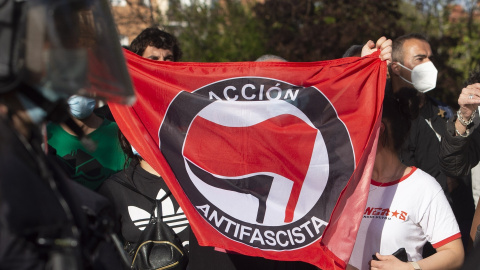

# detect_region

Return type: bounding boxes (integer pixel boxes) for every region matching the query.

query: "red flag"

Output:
[110,49,386,269]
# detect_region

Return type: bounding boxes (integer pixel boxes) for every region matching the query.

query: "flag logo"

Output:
[158,77,355,251]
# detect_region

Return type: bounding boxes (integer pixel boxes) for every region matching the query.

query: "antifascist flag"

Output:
[110,49,386,270]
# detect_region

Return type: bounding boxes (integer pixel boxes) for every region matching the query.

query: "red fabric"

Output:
[110,49,386,269]
[431,233,462,249]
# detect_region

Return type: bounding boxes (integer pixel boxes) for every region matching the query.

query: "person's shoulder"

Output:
[101,160,136,188]
[46,121,59,128]
[46,121,63,134]
[409,167,437,182]
[93,118,120,136]
[406,167,443,192]
[103,169,128,186]
[100,118,120,130]
[399,168,447,211]
[98,169,129,193]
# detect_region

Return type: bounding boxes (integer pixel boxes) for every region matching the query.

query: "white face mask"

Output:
[396,61,438,93]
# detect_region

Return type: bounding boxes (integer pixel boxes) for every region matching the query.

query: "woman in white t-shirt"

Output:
[348,89,464,270]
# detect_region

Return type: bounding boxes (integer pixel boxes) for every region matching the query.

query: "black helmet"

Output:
[0,0,135,105]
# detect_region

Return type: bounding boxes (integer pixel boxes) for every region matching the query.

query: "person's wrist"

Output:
[455,119,468,137]
[461,112,472,122]
[457,109,476,126]
[459,106,472,118]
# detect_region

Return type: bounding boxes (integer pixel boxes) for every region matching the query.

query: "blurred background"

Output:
[110,0,480,108]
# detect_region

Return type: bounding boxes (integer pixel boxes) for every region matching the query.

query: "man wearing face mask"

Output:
[47,95,127,190]
[389,33,475,251]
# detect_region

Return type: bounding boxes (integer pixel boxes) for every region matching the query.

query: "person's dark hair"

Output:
[381,87,420,152]
[130,27,182,61]
[392,33,429,64]
[464,69,480,86]
[255,54,287,62]
[342,45,363,58]
[118,130,141,169]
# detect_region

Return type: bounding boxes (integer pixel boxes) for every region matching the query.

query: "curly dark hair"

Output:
[129,27,182,61]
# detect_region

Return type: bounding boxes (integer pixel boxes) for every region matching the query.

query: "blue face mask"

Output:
[68,95,96,119]
[131,145,140,157]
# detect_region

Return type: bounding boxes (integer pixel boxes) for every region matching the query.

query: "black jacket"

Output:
[98,159,190,252]
[0,117,128,270]
[439,111,480,178]
[400,94,452,192]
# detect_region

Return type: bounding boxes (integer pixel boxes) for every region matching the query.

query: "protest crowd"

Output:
[2,0,480,270]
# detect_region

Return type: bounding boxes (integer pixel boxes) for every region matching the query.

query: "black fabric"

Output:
[188,230,319,270]
[0,117,76,270]
[450,180,476,249]
[94,104,115,122]
[439,111,480,178]
[475,224,480,248]
[98,159,190,252]
[462,243,480,270]
[0,117,128,270]
[400,95,450,192]
[110,176,160,204]
[58,173,129,270]
[0,0,23,93]
[439,111,480,250]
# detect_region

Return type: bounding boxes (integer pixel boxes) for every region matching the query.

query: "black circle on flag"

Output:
[159,77,354,251]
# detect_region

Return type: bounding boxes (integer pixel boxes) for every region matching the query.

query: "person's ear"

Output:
[380,122,386,134]
[390,62,401,76]
[379,121,388,147]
